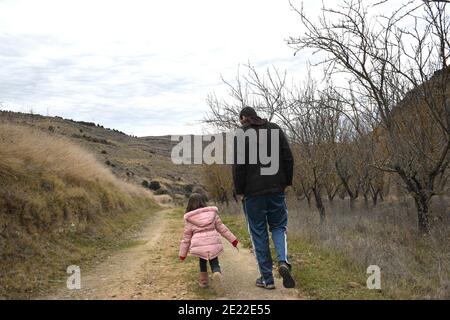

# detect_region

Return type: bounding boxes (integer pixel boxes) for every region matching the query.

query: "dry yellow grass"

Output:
[0,123,150,196]
[0,123,160,298]
[286,196,450,299]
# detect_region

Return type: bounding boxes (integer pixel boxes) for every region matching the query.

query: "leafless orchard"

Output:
[204,0,449,235]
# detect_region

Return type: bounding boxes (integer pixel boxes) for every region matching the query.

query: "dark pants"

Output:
[199,257,221,273]
[243,192,290,285]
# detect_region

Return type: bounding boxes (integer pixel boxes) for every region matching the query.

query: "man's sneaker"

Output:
[278,262,295,288]
[255,277,275,290]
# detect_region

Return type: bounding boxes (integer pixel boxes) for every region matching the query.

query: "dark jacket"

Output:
[232,119,294,197]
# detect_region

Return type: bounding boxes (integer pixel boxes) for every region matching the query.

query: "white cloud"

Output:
[0,0,325,135]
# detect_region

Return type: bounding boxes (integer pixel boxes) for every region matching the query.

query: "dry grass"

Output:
[287,195,450,299]
[0,123,149,196]
[0,110,203,192]
[0,123,160,299]
[216,193,449,299]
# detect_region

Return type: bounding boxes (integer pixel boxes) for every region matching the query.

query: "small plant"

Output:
[184,184,194,195]
[149,181,161,191]
[154,188,169,195]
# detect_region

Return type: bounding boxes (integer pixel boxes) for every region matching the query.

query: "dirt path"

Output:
[42,207,301,300]
[219,241,301,300]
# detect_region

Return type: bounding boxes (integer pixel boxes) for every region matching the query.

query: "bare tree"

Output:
[334,142,362,210]
[283,76,347,223]
[289,0,450,233]
[205,65,378,222]
[204,64,290,131]
[202,164,234,206]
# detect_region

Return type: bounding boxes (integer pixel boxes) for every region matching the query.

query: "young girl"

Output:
[179,193,239,291]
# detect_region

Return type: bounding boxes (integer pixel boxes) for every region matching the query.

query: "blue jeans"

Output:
[243,192,290,284]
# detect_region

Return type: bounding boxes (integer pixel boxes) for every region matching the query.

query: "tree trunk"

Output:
[413,195,431,235]
[372,191,378,206]
[363,193,369,209]
[395,168,433,235]
[349,196,356,211]
[328,195,336,209]
[313,188,326,224]
[305,193,312,209]
[328,194,334,203]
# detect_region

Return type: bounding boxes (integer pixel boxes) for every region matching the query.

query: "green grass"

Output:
[221,213,392,300]
[221,214,253,249]
[117,239,148,249]
[288,238,390,299]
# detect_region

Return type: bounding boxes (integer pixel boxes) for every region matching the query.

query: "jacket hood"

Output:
[184,206,218,227]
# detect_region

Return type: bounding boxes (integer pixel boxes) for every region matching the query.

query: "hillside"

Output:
[0,111,203,204]
[0,121,169,298]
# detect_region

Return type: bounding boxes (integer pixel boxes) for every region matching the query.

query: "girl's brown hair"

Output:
[186,193,207,213]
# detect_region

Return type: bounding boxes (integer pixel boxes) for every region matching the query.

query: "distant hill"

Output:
[0,110,203,201]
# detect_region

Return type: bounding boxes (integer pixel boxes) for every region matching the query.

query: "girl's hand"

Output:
[179,256,186,261]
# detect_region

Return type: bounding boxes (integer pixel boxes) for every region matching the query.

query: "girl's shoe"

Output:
[212,272,225,296]
[199,272,209,288]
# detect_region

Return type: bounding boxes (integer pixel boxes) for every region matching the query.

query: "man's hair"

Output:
[239,106,258,119]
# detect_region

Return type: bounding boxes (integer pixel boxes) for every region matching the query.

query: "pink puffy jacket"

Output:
[179,206,237,260]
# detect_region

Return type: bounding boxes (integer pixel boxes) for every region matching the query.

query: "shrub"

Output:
[149,181,161,191]
[154,187,169,195]
[184,184,194,195]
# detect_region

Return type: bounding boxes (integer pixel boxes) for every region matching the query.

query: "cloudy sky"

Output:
[0,0,338,136]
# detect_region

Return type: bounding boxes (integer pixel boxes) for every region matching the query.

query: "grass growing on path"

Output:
[221,214,391,300]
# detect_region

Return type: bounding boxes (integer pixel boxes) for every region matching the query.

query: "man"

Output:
[232,106,295,289]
